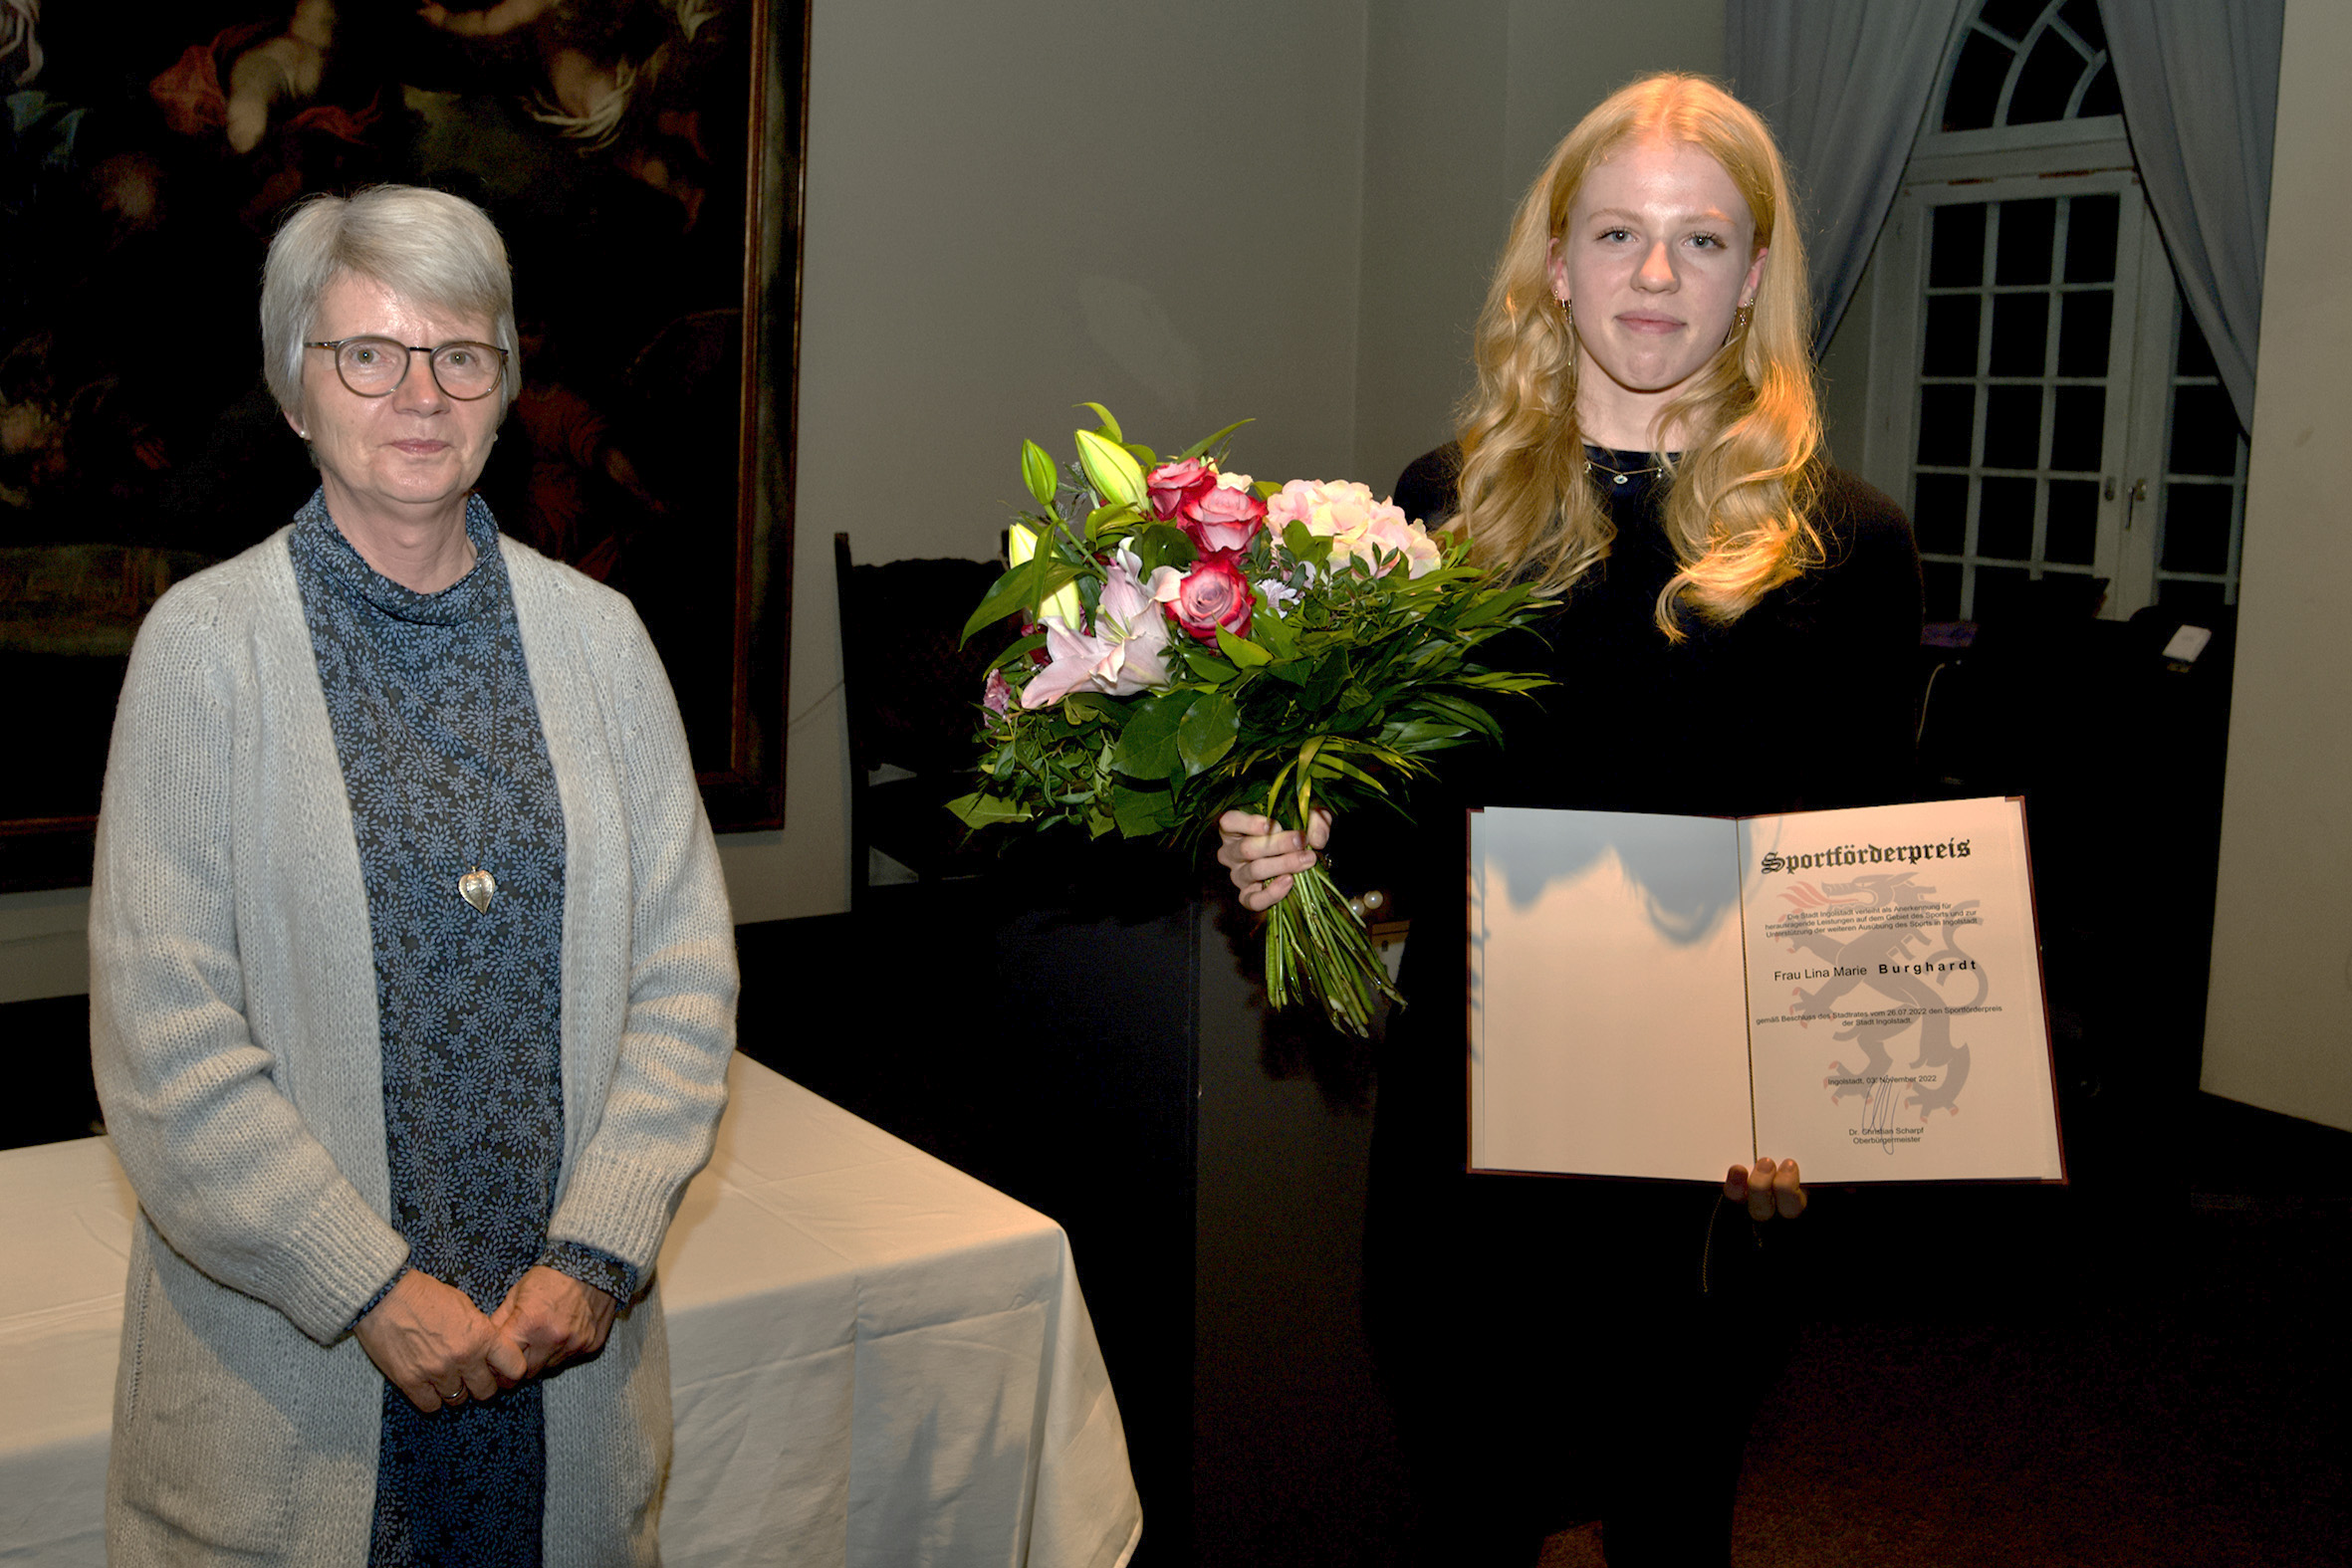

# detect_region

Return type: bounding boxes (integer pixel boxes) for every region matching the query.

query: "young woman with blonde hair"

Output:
[1220,75,1921,1565]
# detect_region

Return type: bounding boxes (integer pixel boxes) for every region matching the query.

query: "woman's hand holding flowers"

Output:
[1217,807,1331,912]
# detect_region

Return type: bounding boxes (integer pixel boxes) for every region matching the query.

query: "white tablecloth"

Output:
[0,1054,1141,1567]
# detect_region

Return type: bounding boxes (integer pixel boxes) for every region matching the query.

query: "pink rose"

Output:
[1179,481,1268,555]
[1168,550,1254,642]
[1145,458,1218,521]
[982,667,1013,715]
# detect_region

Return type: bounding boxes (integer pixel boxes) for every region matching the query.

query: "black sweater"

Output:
[1369,444,1923,1305]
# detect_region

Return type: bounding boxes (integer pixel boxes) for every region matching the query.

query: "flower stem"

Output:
[1263,859,1403,1037]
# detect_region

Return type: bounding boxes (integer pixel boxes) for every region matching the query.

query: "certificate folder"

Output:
[1468,796,2064,1186]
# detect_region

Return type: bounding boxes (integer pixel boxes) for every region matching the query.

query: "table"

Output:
[0,1054,1142,1567]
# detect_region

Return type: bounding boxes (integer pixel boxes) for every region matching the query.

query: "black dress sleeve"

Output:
[1774,469,1926,809]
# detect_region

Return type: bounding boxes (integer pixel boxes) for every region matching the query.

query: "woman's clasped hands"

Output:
[354,1265,618,1414]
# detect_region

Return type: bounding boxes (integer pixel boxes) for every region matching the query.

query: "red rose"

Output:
[1171,550,1253,642]
[1145,458,1218,521]
[1180,484,1268,555]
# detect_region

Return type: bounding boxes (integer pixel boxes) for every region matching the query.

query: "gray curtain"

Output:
[2100,0,2283,432]
[1727,0,1969,356]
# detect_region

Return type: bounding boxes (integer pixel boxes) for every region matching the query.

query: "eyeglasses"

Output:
[305,336,510,401]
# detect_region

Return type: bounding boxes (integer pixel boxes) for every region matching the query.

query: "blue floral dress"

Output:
[290,493,634,1566]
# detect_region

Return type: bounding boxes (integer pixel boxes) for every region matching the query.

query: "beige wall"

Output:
[2199,0,2352,1131]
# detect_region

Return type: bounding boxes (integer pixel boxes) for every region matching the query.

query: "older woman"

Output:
[89,184,737,1566]
[1221,77,1921,1565]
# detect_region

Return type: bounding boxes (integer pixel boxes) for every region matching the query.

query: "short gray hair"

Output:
[260,185,519,416]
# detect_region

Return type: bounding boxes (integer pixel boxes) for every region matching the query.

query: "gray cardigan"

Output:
[90,526,739,1566]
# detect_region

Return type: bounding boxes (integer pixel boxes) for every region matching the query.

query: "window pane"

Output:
[2060,0,2107,53]
[2063,194,2119,284]
[1944,31,2015,131]
[2009,27,2089,124]
[2162,482,2234,574]
[1918,384,1977,466]
[1974,563,2033,623]
[1979,0,2043,42]
[1996,199,2057,286]
[2051,386,2104,470]
[1983,385,2042,468]
[2056,291,2112,375]
[2158,577,2227,612]
[1989,293,2050,375]
[1924,295,1983,375]
[1924,560,1965,622]
[2176,308,2220,377]
[2045,478,2098,563]
[1913,473,1970,555]
[2168,385,2239,475]
[2076,61,2121,117]
[2038,570,2103,616]
[1930,204,1988,289]
[1979,477,2035,559]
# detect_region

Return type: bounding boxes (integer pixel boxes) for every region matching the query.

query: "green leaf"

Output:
[1188,651,1241,685]
[1307,753,1386,792]
[1085,500,1140,536]
[1112,689,1198,779]
[1020,440,1058,509]
[1177,417,1254,460]
[1128,523,1198,574]
[1215,626,1272,667]
[1448,590,1530,630]
[1112,781,1179,837]
[1177,690,1241,775]
[1383,718,1476,750]
[1281,521,1332,572]
[1074,428,1147,509]
[961,557,1083,644]
[1252,608,1298,660]
[1123,442,1158,473]
[1075,402,1123,443]
[946,792,1031,828]
[1061,692,1122,728]
[991,631,1048,670]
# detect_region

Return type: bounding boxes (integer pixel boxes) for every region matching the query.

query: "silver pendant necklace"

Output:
[349,547,505,914]
[455,642,503,912]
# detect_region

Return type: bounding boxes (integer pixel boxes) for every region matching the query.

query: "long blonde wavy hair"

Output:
[1453,74,1823,637]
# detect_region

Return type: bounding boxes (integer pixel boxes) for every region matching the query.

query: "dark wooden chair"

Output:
[833,533,1018,905]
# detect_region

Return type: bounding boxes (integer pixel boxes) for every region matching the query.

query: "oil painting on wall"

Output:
[0,0,804,889]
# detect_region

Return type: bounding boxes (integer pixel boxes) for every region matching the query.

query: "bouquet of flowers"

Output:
[952,405,1550,1035]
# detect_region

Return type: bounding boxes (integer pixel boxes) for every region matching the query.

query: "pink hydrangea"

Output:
[1266,479,1441,578]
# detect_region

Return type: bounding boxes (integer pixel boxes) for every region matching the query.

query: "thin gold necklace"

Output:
[1584,453,1666,488]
